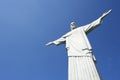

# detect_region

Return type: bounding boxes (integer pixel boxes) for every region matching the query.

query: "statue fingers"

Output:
[46,42,53,46]
[101,9,111,19]
[107,9,112,14]
[104,9,112,16]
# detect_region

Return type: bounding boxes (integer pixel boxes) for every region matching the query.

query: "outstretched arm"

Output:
[84,9,112,34]
[46,37,66,46]
[46,31,72,46]
[100,9,112,20]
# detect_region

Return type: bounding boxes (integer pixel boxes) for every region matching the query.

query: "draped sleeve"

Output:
[83,18,102,34]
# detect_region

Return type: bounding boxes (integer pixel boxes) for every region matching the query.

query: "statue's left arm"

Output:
[83,9,112,34]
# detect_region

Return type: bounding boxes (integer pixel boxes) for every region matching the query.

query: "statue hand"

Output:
[100,9,112,19]
[45,42,53,46]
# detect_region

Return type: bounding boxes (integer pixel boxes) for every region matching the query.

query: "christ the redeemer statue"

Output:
[46,9,111,80]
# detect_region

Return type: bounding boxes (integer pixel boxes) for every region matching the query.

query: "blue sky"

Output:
[0,0,119,80]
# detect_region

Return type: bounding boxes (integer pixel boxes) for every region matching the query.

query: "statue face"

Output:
[70,22,77,30]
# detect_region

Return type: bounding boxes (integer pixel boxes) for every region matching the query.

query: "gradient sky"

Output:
[0,0,119,80]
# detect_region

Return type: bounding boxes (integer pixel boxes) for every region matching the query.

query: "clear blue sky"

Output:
[0,0,119,80]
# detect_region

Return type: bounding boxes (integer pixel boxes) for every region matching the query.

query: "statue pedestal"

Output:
[68,56,101,80]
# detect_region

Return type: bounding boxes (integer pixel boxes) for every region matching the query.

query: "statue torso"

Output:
[66,27,92,56]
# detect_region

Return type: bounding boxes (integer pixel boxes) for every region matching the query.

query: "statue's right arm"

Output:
[45,41,61,46]
[46,37,66,46]
[46,41,54,46]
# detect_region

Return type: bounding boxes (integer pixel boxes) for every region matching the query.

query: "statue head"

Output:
[70,22,77,30]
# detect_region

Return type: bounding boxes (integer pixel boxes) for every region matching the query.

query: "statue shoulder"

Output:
[62,31,72,38]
